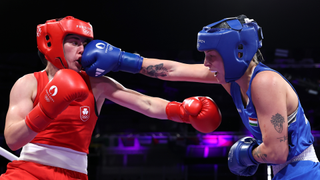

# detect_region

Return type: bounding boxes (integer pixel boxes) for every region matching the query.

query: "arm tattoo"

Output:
[277,135,288,143]
[270,113,285,133]
[140,63,169,78]
[253,146,268,163]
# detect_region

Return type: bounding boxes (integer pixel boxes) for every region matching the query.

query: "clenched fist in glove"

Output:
[166,96,222,133]
[81,40,143,77]
[25,69,89,132]
[228,136,260,176]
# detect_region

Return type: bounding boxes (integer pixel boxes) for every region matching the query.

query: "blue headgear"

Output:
[197,15,263,82]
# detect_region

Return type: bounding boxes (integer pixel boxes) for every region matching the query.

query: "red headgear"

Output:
[36,16,94,69]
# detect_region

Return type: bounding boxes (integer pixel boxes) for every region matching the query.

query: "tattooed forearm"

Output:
[277,135,288,143]
[253,146,268,163]
[140,63,169,78]
[270,113,285,133]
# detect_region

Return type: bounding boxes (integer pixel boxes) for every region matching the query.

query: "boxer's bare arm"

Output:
[140,58,218,83]
[5,74,38,150]
[90,75,169,119]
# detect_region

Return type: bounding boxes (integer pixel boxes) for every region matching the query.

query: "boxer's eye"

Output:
[72,41,79,46]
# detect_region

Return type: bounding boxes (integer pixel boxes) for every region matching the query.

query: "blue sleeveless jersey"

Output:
[230,63,314,161]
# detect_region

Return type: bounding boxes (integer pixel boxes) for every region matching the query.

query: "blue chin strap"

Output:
[197,16,263,82]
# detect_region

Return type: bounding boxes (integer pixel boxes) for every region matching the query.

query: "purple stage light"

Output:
[117,137,142,151]
[204,146,209,158]
[202,135,234,147]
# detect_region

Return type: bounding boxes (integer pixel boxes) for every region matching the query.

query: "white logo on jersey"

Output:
[95,68,105,76]
[96,43,105,49]
[80,106,90,122]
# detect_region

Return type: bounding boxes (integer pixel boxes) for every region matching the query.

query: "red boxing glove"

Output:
[166,96,222,133]
[25,69,89,132]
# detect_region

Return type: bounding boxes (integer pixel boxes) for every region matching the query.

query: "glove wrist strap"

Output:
[113,52,143,73]
[239,140,259,166]
[25,104,53,133]
[166,102,190,123]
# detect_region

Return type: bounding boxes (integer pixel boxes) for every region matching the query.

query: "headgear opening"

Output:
[36,16,94,69]
[197,15,263,82]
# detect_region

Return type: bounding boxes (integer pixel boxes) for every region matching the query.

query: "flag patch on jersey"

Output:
[80,106,90,122]
[249,117,258,127]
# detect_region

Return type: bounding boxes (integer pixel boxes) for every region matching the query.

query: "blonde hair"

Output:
[253,49,264,64]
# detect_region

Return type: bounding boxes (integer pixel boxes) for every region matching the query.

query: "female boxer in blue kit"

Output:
[81,14,320,179]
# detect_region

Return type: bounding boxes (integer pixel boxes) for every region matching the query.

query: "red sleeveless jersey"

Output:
[30,70,98,154]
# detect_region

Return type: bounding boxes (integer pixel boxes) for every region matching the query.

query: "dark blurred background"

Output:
[1,0,320,179]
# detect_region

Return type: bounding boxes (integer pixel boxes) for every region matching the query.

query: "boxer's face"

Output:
[63,34,89,72]
[203,50,226,83]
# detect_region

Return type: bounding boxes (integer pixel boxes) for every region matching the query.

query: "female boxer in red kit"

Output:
[0,16,221,180]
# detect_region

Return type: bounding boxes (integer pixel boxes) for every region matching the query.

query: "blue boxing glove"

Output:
[228,136,260,176]
[81,40,143,77]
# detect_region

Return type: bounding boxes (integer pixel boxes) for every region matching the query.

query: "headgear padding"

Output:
[36,16,94,69]
[197,15,263,82]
